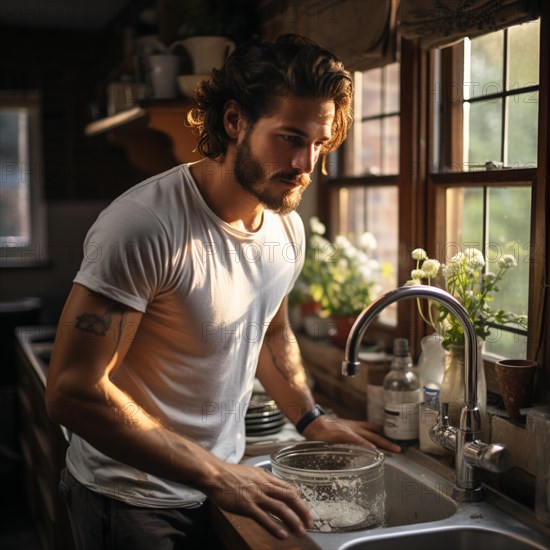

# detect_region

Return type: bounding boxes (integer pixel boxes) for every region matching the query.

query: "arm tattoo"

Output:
[266,338,301,381]
[75,292,127,339]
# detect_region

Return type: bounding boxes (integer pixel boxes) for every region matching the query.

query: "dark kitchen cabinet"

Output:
[16,334,75,550]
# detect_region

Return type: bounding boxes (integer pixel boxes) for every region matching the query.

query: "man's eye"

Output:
[282,135,301,145]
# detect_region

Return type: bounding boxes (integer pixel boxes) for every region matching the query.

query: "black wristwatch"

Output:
[295,404,326,434]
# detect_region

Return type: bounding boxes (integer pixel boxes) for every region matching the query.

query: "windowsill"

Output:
[0,259,53,269]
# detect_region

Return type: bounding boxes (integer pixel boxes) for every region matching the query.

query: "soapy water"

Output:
[293,476,386,533]
[309,497,386,532]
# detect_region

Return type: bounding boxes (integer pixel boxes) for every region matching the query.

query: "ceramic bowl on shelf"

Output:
[177,74,208,97]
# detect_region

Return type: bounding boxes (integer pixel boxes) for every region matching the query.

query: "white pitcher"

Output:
[170,36,235,75]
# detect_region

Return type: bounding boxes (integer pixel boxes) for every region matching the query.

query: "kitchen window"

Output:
[325,12,546,372]
[428,19,540,359]
[329,63,400,325]
[0,91,47,267]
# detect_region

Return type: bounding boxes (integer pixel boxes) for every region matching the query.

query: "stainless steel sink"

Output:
[246,448,550,550]
[341,527,546,549]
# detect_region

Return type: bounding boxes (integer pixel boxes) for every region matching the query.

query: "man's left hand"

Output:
[302,416,401,454]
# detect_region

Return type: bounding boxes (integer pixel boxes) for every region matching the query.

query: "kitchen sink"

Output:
[15,325,56,386]
[340,527,546,549]
[246,448,550,550]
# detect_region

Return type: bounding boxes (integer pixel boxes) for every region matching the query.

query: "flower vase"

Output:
[439,340,487,428]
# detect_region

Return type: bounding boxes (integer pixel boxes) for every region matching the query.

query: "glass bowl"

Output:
[270,441,385,532]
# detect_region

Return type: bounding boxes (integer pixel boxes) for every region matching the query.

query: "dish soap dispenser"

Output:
[383,338,421,445]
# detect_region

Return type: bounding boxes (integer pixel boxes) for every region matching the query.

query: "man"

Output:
[46,34,400,549]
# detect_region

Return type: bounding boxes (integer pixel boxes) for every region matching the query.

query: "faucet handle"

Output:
[463,440,513,473]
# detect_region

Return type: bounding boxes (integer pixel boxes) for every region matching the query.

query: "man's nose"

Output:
[291,145,317,174]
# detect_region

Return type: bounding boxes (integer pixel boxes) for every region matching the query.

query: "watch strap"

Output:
[295,405,325,434]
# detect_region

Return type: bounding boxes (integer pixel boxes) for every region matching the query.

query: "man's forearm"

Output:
[255,324,316,425]
[47,379,224,494]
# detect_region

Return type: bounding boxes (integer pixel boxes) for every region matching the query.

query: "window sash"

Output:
[0,91,47,267]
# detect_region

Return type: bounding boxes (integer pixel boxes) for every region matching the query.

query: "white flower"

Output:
[355,251,368,265]
[469,256,485,269]
[421,259,441,278]
[411,268,425,280]
[334,235,352,253]
[484,272,496,284]
[464,247,484,259]
[465,248,485,269]
[309,216,326,235]
[498,254,517,268]
[404,278,421,286]
[310,234,330,249]
[359,265,372,282]
[412,248,427,261]
[368,259,380,271]
[449,252,466,263]
[359,232,377,251]
[446,253,466,276]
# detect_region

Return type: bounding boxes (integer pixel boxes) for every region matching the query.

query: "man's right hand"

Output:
[204,462,313,539]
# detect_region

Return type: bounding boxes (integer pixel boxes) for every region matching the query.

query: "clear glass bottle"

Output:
[383,338,421,445]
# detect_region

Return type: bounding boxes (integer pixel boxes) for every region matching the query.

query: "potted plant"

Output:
[293,217,388,347]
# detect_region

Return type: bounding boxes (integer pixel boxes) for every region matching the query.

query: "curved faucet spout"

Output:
[342,285,478,409]
[342,285,511,501]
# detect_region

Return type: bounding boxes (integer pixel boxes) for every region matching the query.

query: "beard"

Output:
[234,132,310,215]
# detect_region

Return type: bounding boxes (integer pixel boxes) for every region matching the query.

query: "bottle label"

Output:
[383,390,421,440]
[423,385,440,409]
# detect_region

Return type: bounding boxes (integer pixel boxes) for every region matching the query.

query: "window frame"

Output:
[322,8,549,402]
[0,90,48,268]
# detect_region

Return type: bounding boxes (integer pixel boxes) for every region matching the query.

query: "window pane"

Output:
[446,187,484,258]
[506,91,538,167]
[382,115,399,174]
[446,186,529,358]
[0,109,31,243]
[383,63,400,113]
[361,67,382,118]
[485,187,530,358]
[465,99,502,167]
[360,119,382,175]
[467,31,503,100]
[338,186,398,324]
[486,187,530,315]
[485,330,526,359]
[508,19,540,89]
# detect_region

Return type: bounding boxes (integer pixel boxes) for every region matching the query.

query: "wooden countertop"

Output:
[209,505,321,550]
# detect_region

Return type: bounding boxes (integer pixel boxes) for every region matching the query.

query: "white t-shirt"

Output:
[67,163,305,507]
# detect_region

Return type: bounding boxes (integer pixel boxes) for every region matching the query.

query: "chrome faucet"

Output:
[342,285,512,502]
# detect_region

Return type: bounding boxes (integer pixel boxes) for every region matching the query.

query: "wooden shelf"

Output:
[85,99,202,175]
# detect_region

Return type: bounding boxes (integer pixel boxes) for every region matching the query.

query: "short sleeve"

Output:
[74,200,172,312]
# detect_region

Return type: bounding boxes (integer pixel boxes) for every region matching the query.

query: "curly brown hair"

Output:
[187,34,353,160]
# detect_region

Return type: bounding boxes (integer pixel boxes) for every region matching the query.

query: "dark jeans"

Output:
[59,469,224,550]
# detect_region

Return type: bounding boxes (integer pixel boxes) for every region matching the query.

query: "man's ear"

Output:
[223,100,248,140]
